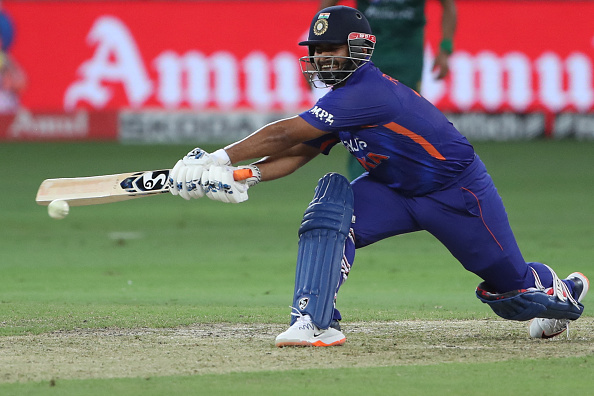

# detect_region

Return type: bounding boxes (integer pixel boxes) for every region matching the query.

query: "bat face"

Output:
[36,170,172,207]
[35,168,252,207]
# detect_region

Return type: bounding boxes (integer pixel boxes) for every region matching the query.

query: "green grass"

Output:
[1,140,593,393]
[2,356,593,396]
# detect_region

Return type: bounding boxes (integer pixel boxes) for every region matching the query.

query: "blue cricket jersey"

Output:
[300,62,475,196]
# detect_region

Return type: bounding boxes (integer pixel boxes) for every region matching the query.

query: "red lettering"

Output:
[357,152,390,171]
[382,74,399,85]
[357,157,374,171]
[368,152,389,165]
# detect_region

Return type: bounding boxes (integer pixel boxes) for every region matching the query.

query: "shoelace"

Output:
[532,265,578,339]
[288,306,318,332]
[532,265,581,308]
[289,306,309,322]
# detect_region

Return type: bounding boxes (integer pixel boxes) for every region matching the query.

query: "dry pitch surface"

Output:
[2,318,594,383]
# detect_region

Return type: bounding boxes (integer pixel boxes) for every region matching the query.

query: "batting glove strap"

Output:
[184,147,209,160]
[211,149,231,166]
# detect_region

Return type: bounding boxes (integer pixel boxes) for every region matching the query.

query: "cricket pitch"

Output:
[2,318,594,383]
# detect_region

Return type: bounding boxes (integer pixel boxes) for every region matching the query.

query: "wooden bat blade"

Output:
[35,168,253,207]
[36,170,171,206]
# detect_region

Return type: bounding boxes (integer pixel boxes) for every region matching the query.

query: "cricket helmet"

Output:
[299,6,376,88]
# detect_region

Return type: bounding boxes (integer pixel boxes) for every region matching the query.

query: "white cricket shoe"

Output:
[275,312,346,347]
[529,272,589,339]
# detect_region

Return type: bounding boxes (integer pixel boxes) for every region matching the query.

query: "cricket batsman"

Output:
[168,6,588,346]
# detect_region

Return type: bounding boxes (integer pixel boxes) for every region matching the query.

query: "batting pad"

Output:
[292,173,354,329]
[476,282,584,321]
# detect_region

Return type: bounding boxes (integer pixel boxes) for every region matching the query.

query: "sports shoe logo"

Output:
[298,297,309,310]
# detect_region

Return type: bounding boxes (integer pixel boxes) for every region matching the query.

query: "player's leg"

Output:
[275,173,354,347]
[414,157,587,324]
[415,173,532,292]
[275,173,418,347]
[350,175,421,248]
[330,227,355,324]
[529,271,589,338]
[329,174,421,325]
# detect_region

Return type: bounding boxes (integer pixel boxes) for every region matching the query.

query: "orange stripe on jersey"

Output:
[319,137,340,152]
[383,122,446,161]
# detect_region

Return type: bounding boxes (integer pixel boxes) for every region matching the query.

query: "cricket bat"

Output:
[35,168,253,207]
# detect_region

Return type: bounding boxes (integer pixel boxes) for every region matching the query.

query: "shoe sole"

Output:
[276,337,346,348]
[541,330,565,339]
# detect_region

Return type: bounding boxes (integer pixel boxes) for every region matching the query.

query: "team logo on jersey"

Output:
[309,105,334,125]
[313,18,329,36]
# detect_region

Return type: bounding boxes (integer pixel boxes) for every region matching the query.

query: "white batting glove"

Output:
[201,165,250,204]
[236,165,262,187]
[169,148,231,200]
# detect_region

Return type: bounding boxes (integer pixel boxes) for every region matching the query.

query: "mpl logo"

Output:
[309,106,334,125]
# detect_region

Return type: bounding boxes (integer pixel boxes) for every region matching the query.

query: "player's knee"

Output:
[299,173,354,237]
[476,282,584,321]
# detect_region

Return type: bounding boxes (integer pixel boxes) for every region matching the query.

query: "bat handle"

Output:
[232,168,253,181]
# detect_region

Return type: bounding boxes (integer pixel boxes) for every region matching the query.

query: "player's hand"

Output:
[201,165,250,204]
[432,50,451,80]
[236,165,262,187]
[169,148,217,200]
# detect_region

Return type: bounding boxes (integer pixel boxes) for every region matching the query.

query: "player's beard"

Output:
[316,57,358,86]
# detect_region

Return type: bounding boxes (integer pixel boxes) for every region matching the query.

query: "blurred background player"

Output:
[0,2,26,114]
[169,6,588,346]
[320,0,457,180]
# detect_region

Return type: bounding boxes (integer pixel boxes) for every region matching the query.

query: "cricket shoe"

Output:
[275,311,346,347]
[529,272,589,339]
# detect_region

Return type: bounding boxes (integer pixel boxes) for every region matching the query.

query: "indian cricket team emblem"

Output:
[313,13,329,35]
[298,297,309,310]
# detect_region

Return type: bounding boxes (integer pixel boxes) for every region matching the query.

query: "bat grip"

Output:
[232,168,253,181]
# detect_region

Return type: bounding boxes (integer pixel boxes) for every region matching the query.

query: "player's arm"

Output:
[440,0,457,44]
[224,115,327,167]
[319,0,339,9]
[250,143,323,182]
[195,141,323,204]
[434,0,457,79]
[169,115,328,201]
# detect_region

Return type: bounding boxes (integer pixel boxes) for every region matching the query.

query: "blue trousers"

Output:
[340,154,550,300]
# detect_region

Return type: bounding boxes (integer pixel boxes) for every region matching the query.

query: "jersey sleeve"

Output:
[299,72,396,133]
[301,132,340,155]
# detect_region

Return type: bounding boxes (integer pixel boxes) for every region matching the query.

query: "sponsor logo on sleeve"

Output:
[309,106,334,125]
